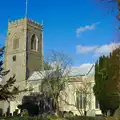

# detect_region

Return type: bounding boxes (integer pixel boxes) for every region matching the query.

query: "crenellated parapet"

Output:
[27,18,42,28]
[27,19,43,31]
[8,18,43,30]
[8,18,25,28]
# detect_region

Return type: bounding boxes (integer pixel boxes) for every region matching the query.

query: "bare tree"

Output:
[96,0,120,19]
[39,51,72,116]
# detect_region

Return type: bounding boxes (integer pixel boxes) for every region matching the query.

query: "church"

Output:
[1,17,102,116]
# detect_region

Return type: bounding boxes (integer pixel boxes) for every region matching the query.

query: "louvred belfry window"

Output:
[31,34,39,51]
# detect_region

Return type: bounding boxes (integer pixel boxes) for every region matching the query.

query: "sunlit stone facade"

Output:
[1,18,102,116]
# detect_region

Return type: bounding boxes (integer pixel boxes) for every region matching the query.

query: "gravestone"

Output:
[107,110,110,117]
[114,105,120,117]
[87,109,96,116]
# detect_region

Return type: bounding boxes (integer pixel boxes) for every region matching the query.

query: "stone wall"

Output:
[27,19,43,72]
[4,18,27,84]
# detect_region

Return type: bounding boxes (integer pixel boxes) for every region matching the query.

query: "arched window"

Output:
[76,91,86,109]
[31,34,36,50]
[31,34,38,51]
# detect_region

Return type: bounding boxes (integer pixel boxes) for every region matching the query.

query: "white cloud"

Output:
[76,45,97,54]
[94,43,120,57]
[73,43,120,76]
[70,63,95,76]
[76,22,100,37]
[76,42,120,57]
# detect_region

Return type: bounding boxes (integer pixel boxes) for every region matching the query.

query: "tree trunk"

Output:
[55,100,61,117]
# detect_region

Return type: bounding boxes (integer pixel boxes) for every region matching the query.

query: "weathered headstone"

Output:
[107,110,110,117]
[114,105,120,117]
[87,109,96,116]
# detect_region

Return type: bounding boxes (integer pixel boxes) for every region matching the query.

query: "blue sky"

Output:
[0,0,119,72]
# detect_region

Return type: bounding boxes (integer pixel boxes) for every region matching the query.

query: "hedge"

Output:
[0,116,48,120]
[66,116,105,120]
[66,116,120,120]
[1,116,120,120]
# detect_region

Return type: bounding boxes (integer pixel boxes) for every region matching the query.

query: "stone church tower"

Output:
[4,17,43,85]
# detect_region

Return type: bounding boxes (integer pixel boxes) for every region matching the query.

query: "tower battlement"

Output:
[9,18,25,24]
[8,18,43,29]
[27,18,43,28]
[8,18,25,28]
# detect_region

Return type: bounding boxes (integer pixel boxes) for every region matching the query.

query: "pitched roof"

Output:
[28,65,95,81]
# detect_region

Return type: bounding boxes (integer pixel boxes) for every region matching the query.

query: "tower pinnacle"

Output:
[25,0,28,18]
